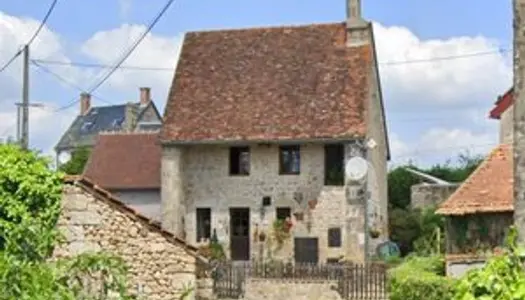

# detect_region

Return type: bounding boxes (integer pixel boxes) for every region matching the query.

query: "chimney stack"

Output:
[80,92,91,115]
[346,0,369,47]
[140,87,151,106]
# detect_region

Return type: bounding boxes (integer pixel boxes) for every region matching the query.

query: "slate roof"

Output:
[161,22,375,143]
[83,132,161,190]
[55,101,159,151]
[436,144,513,215]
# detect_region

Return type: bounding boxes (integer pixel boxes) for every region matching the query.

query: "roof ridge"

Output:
[186,21,346,35]
[99,130,159,136]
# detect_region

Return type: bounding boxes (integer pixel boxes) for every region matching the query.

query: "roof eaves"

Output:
[159,136,363,146]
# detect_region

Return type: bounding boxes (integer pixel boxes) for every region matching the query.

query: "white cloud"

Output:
[373,22,512,109]
[80,24,183,97]
[118,0,132,19]
[390,127,497,166]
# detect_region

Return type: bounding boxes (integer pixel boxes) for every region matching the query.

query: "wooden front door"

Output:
[230,208,250,261]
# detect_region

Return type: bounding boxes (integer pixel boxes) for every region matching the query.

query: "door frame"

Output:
[229,207,250,261]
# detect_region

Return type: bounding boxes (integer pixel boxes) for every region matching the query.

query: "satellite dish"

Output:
[345,156,368,182]
[58,151,71,164]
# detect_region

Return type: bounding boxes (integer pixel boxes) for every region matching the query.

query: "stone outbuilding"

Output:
[436,144,513,278]
[54,175,205,300]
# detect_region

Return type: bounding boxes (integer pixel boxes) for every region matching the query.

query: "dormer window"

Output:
[80,122,93,133]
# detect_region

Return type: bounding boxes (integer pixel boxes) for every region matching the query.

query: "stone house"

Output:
[160,0,390,264]
[55,87,162,167]
[489,87,514,144]
[436,144,513,278]
[56,175,204,300]
[83,132,161,221]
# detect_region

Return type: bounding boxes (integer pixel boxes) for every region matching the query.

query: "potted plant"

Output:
[369,228,380,239]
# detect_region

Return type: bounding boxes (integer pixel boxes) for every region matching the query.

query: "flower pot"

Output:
[369,229,380,239]
[259,232,266,242]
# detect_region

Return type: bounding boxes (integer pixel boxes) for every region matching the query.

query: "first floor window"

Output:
[230,146,250,175]
[196,208,211,242]
[279,145,300,174]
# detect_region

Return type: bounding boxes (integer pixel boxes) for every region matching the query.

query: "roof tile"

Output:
[161,22,372,142]
[83,132,161,189]
[436,144,513,215]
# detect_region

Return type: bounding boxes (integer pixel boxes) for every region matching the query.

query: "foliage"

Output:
[272,219,291,248]
[413,207,445,256]
[388,153,483,256]
[0,145,134,299]
[453,226,525,300]
[0,251,134,300]
[198,242,226,261]
[0,144,63,261]
[388,208,421,256]
[59,146,91,175]
[388,255,455,300]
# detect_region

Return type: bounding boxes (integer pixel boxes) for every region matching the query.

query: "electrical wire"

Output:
[31,48,510,72]
[85,0,176,94]
[0,0,58,73]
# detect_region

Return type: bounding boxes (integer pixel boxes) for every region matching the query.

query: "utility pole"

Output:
[20,44,29,150]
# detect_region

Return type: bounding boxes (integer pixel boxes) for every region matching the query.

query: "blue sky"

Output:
[0,0,514,167]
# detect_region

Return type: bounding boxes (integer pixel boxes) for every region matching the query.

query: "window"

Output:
[276,207,291,220]
[196,208,211,243]
[328,227,342,247]
[279,145,300,174]
[229,147,250,175]
[324,144,344,186]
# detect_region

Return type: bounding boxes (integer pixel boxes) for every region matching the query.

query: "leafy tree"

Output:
[0,144,135,299]
[59,147,91,175]
[0,144,63,261]
[388,152,483,256]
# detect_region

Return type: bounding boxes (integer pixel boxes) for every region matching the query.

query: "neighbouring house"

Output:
[83,132,161,221]
[54,87,163,167]
[160,0,390,264]
[489,87,514,144]
[406,168,459,210]
[55,176,204,300]
[436,144,513,278]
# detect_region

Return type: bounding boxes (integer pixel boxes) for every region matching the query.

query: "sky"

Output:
[0,0,513,168]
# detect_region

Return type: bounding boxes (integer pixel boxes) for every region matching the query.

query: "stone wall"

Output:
[410,183,459,209]
[445,212,513,255]
[514,0,525,243]
[55,183,198,300]
[161,140,387,263]
[243,279,342,300]
[500,104,514,144]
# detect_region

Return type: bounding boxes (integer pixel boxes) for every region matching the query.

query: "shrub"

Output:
[453,226,525,300]
[389,255,455,300]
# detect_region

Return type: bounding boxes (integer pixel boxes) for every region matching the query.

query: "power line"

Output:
[31,60,112,105]
[31,48,510,72]
[0,0,58,73]
[85,0,176,94]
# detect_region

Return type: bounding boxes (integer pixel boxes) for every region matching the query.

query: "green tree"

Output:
[0,144,134,299]
[59,147,91,175]
[0,143,63,261]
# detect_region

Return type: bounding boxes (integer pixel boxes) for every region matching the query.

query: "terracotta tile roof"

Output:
[161,22,373,143]
[436,144,513,215]
[83,132,161,189]
[489,87,514,119]
[63,175,206,261]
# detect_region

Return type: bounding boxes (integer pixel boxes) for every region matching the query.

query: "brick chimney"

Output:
[346,0,369,47]
[124,102,138,132]
[80,92,91,115]
[140,87,151,105]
